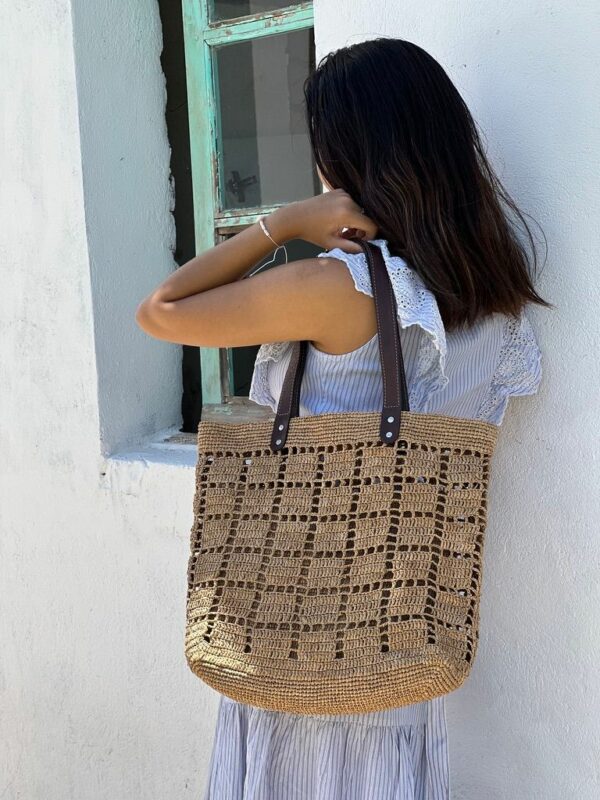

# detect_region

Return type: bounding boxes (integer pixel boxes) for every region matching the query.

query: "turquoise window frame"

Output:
[181,2,315,405]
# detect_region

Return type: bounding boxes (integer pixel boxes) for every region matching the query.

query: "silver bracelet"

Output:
[258,215,282,248]
[247,216,288,277]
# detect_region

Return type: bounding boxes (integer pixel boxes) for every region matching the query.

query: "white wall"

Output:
[2,1,598,799]
[313,1,600,797]
[0,2,215,798]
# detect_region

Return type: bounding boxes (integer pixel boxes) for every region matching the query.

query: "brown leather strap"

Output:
[270,239,410,452]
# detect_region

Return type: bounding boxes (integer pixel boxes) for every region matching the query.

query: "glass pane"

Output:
[214,28,318,210]
[210,1,294,22]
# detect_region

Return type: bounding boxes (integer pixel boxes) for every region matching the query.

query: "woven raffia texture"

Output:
[185,410,499,715]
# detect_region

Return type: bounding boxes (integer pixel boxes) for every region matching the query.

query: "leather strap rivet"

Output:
[385,431,393,438]
[278,424,284,431]
[387,416,395,423]
[275,438,282,445]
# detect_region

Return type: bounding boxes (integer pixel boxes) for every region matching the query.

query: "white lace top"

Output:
[248,238,542,426]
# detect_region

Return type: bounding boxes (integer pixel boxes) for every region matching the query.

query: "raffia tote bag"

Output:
[185,238,500,715]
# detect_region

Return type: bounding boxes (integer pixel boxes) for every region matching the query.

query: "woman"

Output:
[136,37,550,800]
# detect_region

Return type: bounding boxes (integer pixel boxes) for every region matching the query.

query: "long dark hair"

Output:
[303,37,552,330]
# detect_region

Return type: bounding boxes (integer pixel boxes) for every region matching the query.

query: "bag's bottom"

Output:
[186,650,470,714]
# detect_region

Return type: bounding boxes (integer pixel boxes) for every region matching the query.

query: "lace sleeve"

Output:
[247,340,292,410]
[475,310,543,425]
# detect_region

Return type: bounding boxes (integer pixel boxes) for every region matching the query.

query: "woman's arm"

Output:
[135,190,378,350]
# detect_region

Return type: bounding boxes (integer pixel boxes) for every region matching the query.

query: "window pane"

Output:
[210,1,295,22]
[214,27,318,210]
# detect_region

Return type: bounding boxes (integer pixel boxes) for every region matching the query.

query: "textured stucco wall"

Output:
[313,2,600,798]
[0,2,214,798]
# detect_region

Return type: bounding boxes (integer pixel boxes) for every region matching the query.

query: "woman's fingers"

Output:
[330,189,378,238]
[324,212,379,251]
[348,211,378,240]
[292,189,379,250]
[325,233,368,254]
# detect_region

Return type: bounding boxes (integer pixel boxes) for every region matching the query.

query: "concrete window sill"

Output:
[104,398,274,470]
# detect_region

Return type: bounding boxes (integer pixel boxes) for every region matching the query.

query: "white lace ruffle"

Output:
[248,239,448,411]
[248,340,293,411]
[475,310,543,425]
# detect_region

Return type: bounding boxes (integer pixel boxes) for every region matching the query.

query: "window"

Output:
[181,1,320,422]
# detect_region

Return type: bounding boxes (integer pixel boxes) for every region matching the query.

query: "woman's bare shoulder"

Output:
[308,255,378,354]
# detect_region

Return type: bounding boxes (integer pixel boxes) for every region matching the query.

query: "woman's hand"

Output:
[268,189,379,254]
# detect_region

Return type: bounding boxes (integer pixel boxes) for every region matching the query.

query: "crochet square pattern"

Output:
[185,410,498,714]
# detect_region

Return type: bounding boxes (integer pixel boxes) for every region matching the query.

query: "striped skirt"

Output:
[202,694,450,799]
